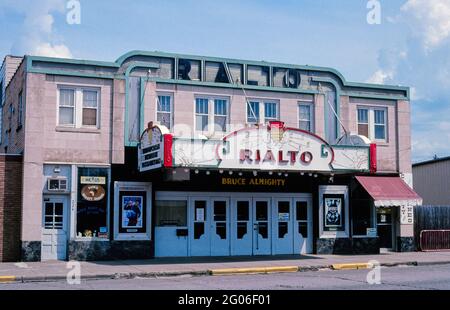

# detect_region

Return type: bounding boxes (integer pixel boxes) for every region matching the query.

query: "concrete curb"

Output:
[2,259,450,283]
[209,266,298,275]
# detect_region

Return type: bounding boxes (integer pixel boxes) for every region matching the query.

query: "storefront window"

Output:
[352,199,374,236]
[76,167,109,238]
[156,200,187,227]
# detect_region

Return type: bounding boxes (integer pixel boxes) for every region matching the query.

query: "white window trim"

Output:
[357,106,388,142]
[194,95,230,134]
[298,101,314,132]
[155,92,174,130]
[246,99,279,125]
[57,86,100,129]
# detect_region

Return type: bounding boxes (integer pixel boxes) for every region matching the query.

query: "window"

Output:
[44,202,64,229]
[58,89,75,125]
[58,87,100,128]
[357,107,387,141]
[298,103,313,132]
[247,101,260,124]
[374,110,386,140]
[264,102,278,122]
[17,91,23,128]
[76,167,109,239]
[352,199,375,236]
[247,100,278,124]
[156,200,187,227]
[195,97,229,133]
[195,98,209,131]
[82,90,98,126]
[156,95,173,129]
[214,99,227,132]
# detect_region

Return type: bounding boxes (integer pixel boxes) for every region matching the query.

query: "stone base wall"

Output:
[397,237,415,252]
[21,241,41,262]
[316,237,380,255]
[68,240,153,261]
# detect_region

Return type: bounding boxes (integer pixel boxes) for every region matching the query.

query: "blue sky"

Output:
[0,0,449,163]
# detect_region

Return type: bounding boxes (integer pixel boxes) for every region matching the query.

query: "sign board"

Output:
[278,213,290,221]
[80,176,106,185]
[138,122,169,172]
[140,121,371,173]
[367,228,377,237]
[400,205,414,225]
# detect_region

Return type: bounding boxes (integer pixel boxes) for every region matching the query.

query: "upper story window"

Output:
[298,103,313,132]
[18,90,23,128]
[357,107,387,141]
[195,97,229,133]
[156,94,173,129]
[247,100,278,124]
[58,87,100,128]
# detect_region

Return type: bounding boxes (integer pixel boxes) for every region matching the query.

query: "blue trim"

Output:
[313,77,341,140]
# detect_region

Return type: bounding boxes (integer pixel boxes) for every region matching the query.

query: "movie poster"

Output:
[323,194,345,231]
[121,196,143,228]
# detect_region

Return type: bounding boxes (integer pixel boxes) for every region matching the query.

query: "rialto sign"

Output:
[138,121,373,173]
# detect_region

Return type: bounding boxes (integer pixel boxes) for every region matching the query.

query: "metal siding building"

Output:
[413,157,450,205]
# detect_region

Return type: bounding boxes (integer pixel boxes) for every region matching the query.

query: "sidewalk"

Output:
[1,251,450,283]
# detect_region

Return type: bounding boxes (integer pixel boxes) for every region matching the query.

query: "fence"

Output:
[415,205,450,251]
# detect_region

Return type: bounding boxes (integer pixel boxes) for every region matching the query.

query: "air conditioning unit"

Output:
[47,177,68,192]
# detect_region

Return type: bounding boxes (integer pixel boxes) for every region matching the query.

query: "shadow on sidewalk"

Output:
[91,254,321,266]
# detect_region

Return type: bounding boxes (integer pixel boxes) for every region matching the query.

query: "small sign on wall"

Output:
[367,228,377,237]
[400,206,414,225]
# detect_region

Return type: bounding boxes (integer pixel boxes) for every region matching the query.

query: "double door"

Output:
[188,195,312,256]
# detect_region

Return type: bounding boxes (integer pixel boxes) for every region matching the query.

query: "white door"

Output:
[293,198,313,254]
[41,197,67,260]
[272,198,294,254]
[189,198,210,256]
[231,198,252,255]
[210,198,230,256]
[253,198,271,255]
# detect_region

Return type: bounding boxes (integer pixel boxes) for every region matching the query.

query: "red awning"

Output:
[356,176,423,207]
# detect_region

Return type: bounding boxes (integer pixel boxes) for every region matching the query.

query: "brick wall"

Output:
[0,154,23,262]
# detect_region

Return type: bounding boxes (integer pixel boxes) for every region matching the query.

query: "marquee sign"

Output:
[215,121,334,171]
[139,121,373,173]
[138,122,171,172]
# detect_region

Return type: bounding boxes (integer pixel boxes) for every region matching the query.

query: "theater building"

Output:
[0,51,422,261]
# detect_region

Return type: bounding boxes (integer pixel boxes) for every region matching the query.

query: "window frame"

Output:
[298,101,314,132]
[17,90,23,129]
[246,99,279,125]
[194,95,230,134]
[57,86,100,129]
[81,89,99,127]
[356,106,388,142]
[156,93,174,130]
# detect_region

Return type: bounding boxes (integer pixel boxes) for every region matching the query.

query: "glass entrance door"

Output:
[231,199,252,255]
[377,207,394,249]
[273,199,293,254]
[189,198,210,256]
[253,199,271,255]
[211,198,230,256]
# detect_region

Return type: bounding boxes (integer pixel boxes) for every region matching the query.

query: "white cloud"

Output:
[366,69,394,84]
[34,43,72,58]
[401,0,450,50]
[0,0,72,58]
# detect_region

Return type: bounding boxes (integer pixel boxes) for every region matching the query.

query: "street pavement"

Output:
[1,264,450,290]
[1,251,450,282]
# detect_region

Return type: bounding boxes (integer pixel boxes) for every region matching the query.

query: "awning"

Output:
[355,176,423,207]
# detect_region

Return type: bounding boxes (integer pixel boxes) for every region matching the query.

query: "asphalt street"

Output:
[1,264,450,290]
